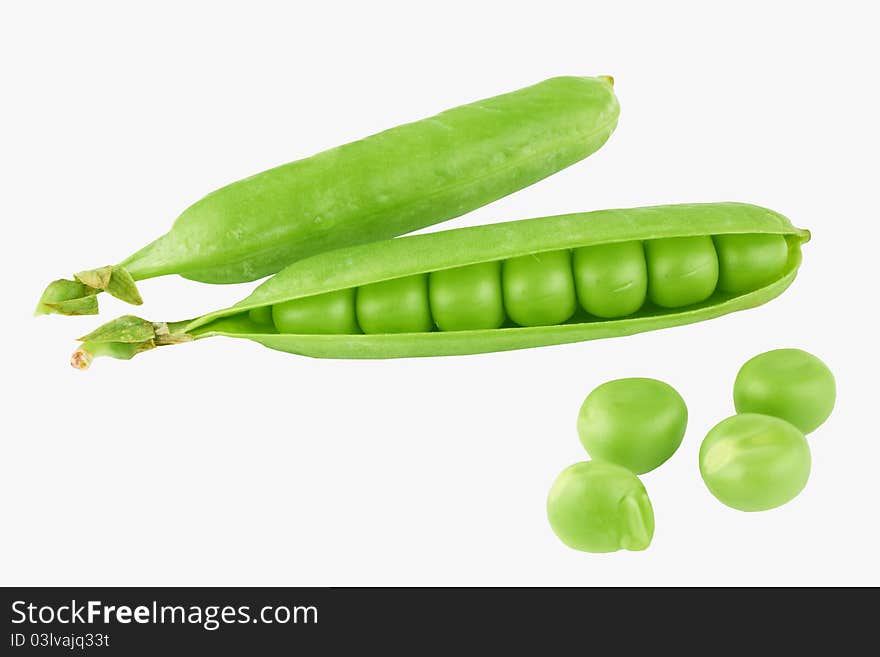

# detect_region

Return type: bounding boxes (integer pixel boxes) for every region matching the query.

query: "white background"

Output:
[2,1,878,586]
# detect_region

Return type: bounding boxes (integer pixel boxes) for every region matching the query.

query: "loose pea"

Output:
[248,305,274,326]
[429,261,505,331]
[713,233,789,294]
[272,288,359,335]
[699,413,811,512]
[734,349,835,434]
[645,236,718,308]
[547,461,654,553]
[577,378,687,474]
[357,274,433,334]
[572,241,647,318]
[502,250,576,327]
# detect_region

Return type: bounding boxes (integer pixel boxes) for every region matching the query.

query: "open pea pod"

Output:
[73,202,809,368]
[38,75,619,316]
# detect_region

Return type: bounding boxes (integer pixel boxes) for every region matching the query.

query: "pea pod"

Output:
[72,202,809,368]
[37,75,619,316]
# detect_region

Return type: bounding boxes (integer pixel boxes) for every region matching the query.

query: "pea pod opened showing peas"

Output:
[36,76,619,316]
[71,203,809,368]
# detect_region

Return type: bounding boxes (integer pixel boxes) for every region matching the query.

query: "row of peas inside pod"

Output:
[255,233,789,335]
[546,349,835,553]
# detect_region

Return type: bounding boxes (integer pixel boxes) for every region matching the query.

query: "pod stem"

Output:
[36,265,143,316]
[71,315,193,370]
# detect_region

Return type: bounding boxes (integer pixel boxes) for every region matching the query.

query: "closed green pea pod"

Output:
[73,203,810,368]
[573,241,647,318]
[646,236,719,308]
[503,250,577,327]
[713,233,789,294]
[357,274,433,334]
[547,461,654,552]
[38,75,619,316]
[429,262,505,331]
[272,288,359,335]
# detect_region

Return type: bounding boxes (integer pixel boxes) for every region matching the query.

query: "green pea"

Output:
[502,250,576,327]
[272,288,359,335]
[713,233,789,294]
[572,241,647,318]
[699,413,811,512]
[547,461,654,553]
[39,76,619,317]
[734,348,835,433]
[646,236,718,308]
[248,305,274,326]
[577,378,687,474]
[429,261,505,331]
[357,274,433,334]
